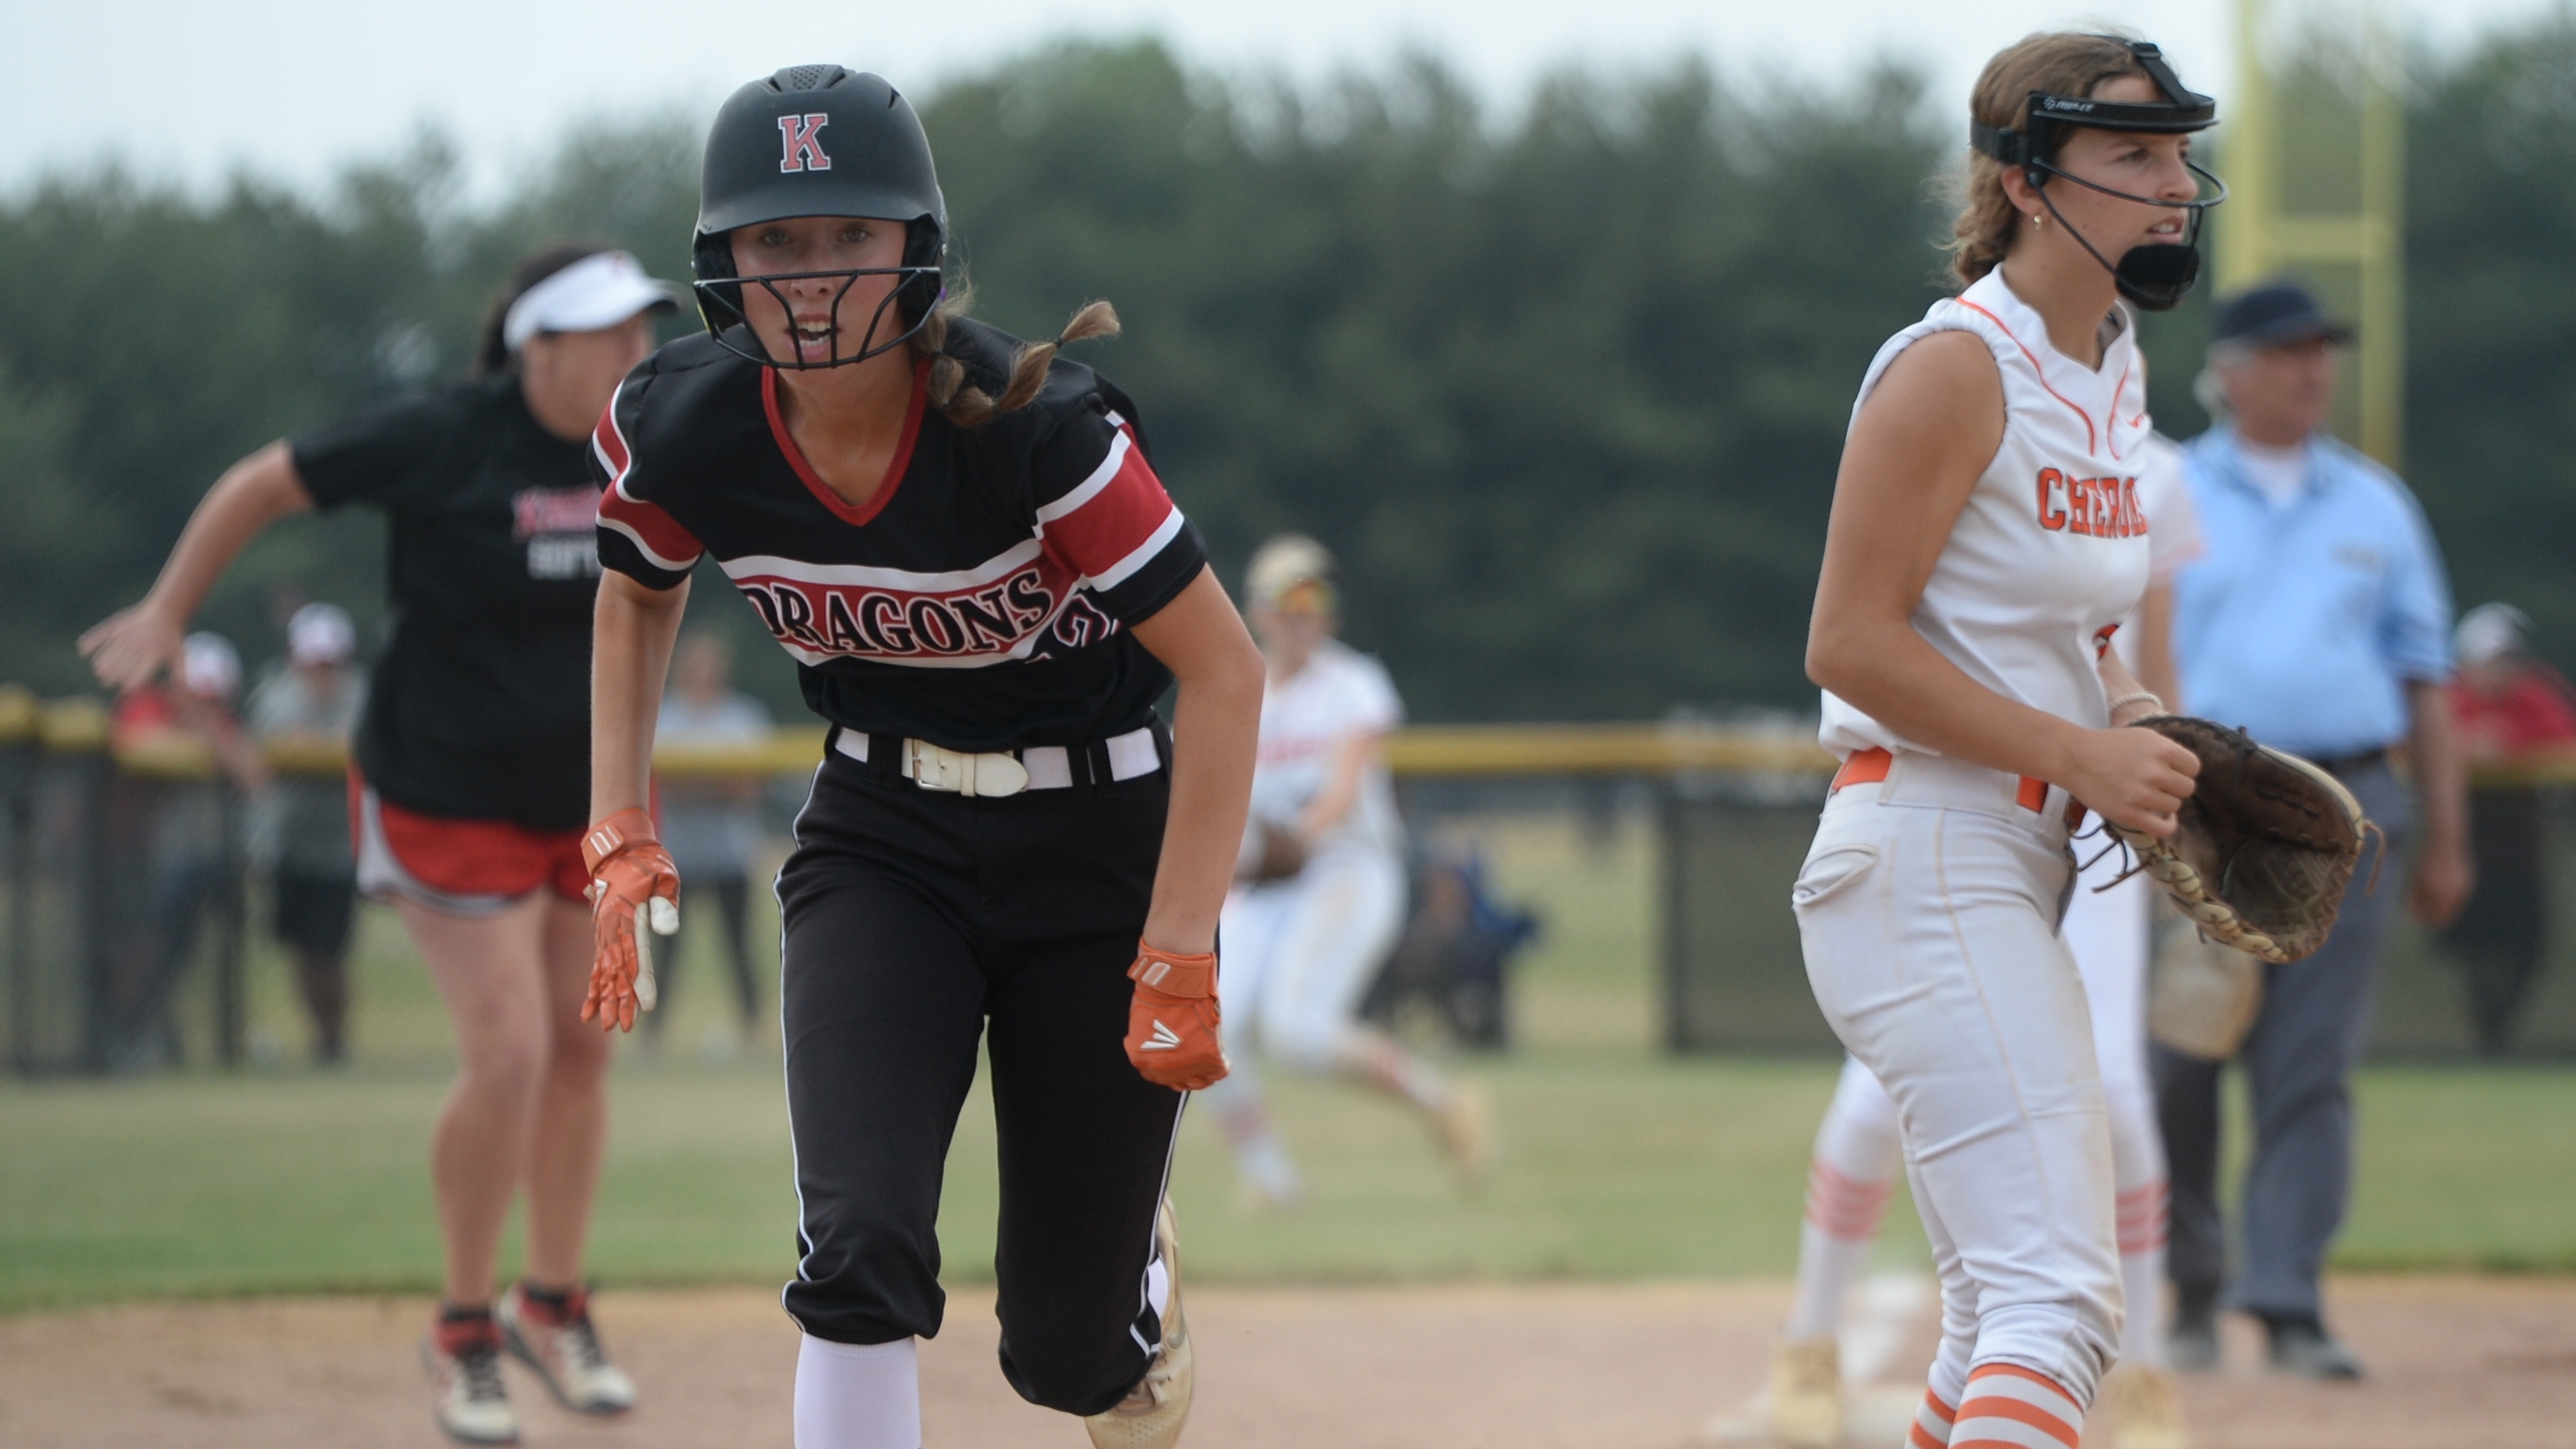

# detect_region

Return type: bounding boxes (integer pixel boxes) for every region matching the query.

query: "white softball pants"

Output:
[1793,754,2120,1408]
[1798,842,2169,1365]
[1218,847,1408,1071]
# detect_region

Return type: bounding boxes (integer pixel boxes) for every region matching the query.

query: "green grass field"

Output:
[3,810,2573,1313]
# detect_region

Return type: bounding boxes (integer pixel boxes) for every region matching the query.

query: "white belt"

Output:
[833,726,1162,798]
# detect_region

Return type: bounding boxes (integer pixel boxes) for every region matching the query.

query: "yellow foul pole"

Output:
[2217,0,2405,470]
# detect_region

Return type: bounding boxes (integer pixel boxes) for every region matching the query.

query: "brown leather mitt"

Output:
[1240,821,1309,885]
[2106,715,2374,966]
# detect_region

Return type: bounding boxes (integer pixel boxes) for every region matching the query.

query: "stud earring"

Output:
[2033,213,2045,226]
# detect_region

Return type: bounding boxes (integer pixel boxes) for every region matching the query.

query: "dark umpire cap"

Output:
[2212,281,2355,348]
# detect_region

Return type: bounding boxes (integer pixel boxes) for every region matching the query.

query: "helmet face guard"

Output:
[690,222,946,369]
[1969,40,2227,311]
[690,65,951,368]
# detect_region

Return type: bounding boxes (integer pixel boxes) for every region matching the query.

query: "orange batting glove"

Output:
[581,807,680,1034]
[1124,945,1228,1091]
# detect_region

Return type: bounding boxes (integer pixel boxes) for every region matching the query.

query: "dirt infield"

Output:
[3,1277,2572,1447]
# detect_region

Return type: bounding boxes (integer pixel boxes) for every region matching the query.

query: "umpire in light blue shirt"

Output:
[2157,281,2475,1382]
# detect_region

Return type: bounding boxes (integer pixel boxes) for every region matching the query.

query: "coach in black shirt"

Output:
[83,243,682,1445]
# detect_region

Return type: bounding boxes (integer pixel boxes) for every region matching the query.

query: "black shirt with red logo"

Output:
[594,319,1207,754]
[292,376,600,830]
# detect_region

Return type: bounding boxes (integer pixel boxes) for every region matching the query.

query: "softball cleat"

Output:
[422,1315,521,1446]
[2099,1364,2189,1449]
[1087,1199,1194,1449]
[1766,1336,1844,1449]
[1435,1080,1497,1185]
[499,1282,637,1415]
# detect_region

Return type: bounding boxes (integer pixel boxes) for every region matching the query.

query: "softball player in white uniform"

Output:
[1202,536,1491,1205]
[1795,33,2220,1449]
[1769,434,2203,1449]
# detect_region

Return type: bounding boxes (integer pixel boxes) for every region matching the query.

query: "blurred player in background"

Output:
[2440,603,2576,1055]
[2157,280,2466,1380]
[247,602,367,1065]
[107,631,268,1069]
[1796,32,2218,1449]
[651,630,774,1057]
[83,243,683,1442]
[1765,434,2201,1449]
[1204,535,1491,1207]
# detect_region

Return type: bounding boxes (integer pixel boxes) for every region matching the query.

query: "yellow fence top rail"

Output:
[7,697,2573,788]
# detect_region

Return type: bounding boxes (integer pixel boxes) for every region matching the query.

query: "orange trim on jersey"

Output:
[763,357,929,528]
[1955,299,2096,453]
[2105,361,2133,461]
[1832,747,2048,815]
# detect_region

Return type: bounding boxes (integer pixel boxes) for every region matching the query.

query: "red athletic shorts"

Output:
[350,772,590,914]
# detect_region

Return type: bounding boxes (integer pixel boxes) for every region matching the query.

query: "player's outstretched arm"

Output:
[80,442,313,693]
[583,568,691,1032]
[1806,331,2194,836]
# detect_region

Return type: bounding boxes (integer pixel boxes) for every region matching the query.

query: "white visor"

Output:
[501,251,685,352]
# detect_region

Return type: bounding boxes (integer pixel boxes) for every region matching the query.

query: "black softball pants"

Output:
[775,734,1180,1417]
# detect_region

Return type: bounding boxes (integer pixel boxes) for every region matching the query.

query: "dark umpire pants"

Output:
[775,733,1182,1417]
[2154,758,2412,1320]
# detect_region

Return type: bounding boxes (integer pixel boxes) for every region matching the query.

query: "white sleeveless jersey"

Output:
[1249,639,1404,857]
[1818,269,2156,758]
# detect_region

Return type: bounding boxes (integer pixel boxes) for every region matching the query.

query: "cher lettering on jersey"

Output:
[2033,469,2151,537]
[594,403,1180,670]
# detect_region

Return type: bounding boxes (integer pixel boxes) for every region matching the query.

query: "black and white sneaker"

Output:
[423,1311,520,1445]
[501,1281,638,1415]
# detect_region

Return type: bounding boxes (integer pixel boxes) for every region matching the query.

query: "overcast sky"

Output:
[5,0,2558,200]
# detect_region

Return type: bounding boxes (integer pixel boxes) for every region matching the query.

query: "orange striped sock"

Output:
[1950,1363,2081,1448]
[1907,1386,1955,1449]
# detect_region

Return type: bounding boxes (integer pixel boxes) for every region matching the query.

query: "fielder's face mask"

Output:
[1969,40,2227,311]
[692,220,946,370]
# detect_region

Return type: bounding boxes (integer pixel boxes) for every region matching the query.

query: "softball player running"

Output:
[1201,536,1490,1207]
[582,66,1260,1449]
[83,243,683,1442]
[1769,434,2204,1449]
[1796,33,2221,1449]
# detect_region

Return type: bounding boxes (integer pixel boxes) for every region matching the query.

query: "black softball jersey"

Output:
[291,376,600,831]
[591,319,1208,751]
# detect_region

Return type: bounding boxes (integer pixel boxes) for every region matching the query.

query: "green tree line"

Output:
[1,23,2569,721]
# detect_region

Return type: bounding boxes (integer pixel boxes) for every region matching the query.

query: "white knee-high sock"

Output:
[2107,1080,2170,1368]
[1783,1068,1904,1342]
[794,1334,920,1449]
[2116,1182,2171,1368]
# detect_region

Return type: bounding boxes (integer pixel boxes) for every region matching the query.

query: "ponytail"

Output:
[1949,33,2150,288]
[906,290,1121,428]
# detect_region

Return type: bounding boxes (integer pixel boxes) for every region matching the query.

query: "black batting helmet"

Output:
[691,64,949,368]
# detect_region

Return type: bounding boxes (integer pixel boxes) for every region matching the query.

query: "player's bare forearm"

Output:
[591,571,691,821]
[81,442,312,692]
[143,443,313,619]
[1298,730,1384,839]
[2097,652,2161,727]
[1816,619,2091,778]
[2406,677,2475,924]
[1132,568,1264,955]
[2134,581,2181,710]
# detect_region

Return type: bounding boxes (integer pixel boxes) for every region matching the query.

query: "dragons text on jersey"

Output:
[592,317,1208,754]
